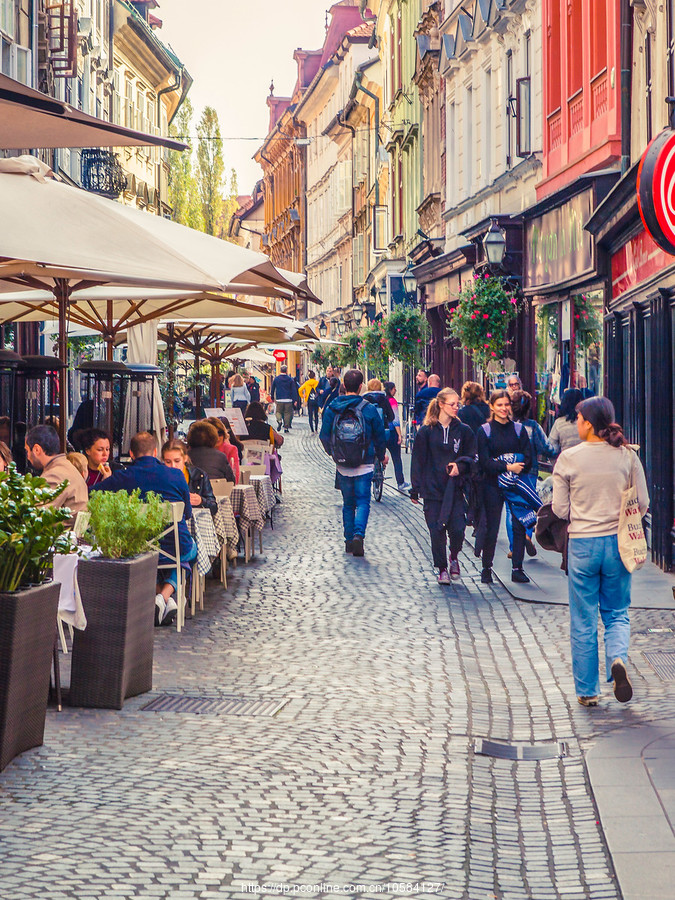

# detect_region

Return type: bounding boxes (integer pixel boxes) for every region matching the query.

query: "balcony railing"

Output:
[81,149,127,199]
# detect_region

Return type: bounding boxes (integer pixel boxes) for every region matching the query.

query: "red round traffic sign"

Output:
[272,349,287,361]
[637,128,675,255]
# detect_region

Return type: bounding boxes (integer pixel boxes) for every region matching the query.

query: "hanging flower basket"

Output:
[337,329,365,370]
[384,306,429,369]
[310,344,339,371]
[447,273,521,369]
[363,319,390,379]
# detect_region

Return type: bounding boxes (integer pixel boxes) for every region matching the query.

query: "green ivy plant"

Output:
[87,489,169,560]
[385,306,429,369]
[362,319,390,379]
[447,273,521,368]
[0,465,75,593]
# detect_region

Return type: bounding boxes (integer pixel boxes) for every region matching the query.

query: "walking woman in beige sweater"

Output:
[552,397,649,707]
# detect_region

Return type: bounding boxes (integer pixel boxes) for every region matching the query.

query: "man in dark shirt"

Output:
[91,431,196,626]
[246,373,261,404]
[271,365,300,433]
[414,374,441,426]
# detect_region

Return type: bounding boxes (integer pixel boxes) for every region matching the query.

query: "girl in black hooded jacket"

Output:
[411,388,476,583]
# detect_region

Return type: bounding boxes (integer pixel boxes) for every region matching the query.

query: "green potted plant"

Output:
[447,273,521,369]
[69,489,168,710]
[0,465,74,772]
[384,306,430,369]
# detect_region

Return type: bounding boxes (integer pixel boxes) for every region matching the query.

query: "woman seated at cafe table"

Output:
[161,438,217,514]
[186,421,235,482]
[241,401,284,448]
[78,427,122,489]
[205,416,241,483]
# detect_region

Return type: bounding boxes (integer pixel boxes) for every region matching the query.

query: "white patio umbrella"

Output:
[0,157,304,440]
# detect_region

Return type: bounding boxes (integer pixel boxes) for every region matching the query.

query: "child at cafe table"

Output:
[91,431,197,627]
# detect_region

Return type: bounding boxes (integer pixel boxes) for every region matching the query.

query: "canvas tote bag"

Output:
[617,450,648,572]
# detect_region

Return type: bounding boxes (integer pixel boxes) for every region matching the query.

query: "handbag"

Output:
[617,451,648,572]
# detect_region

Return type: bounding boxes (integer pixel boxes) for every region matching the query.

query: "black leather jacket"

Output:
[186,464,218,515]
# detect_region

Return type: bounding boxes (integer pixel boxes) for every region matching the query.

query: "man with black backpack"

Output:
[319,369,388,557]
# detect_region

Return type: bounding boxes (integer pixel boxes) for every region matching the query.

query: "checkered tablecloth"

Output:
[214,497,239,560]
[250,475,274,519]
[230,484,265,533]
[190,509,221,575]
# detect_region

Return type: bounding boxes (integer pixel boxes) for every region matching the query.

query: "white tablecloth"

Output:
[53,553,87,630]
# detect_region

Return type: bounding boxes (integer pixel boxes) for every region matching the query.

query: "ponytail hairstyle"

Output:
[488,389,511,420]
[510,389,532,422]
[576,397,629,448]
[424,387,458,427]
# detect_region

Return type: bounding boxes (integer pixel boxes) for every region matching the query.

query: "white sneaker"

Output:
[397,482,411,492]
[162,596,178,626]
[154,594,166,626]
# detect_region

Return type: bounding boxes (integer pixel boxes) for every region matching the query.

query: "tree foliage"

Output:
[168,98,204,231]
[196,106,225,236]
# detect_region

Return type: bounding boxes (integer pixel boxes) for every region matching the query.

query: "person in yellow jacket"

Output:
[299,370,320,433]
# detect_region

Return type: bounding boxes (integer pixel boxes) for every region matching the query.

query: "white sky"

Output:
[156,0,330,195]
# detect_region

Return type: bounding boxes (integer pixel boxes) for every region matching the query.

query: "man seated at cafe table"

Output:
[90,430,197,627]
[24,424,88,526]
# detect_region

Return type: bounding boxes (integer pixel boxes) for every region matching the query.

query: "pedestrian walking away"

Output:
[229,373,251,415]
[548,388,584,454]
[507,389,557,558]
[319,368,388,557]
[299,369,320,433]
[383,381,410,492]
[271,364,300,433]
[410,388,476,583]
[476,390,533,585]
[552,396,649,707]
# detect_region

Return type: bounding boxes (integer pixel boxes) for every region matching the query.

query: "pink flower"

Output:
[484,344,489,348]
[487,332,492,338]
[510,298,517,305]
[491,351,497,357]
[483,313,489,319]
[470,314,476,319]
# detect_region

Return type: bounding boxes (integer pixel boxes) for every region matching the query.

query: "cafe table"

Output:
[230,484,264,561]
[250,474,274,523]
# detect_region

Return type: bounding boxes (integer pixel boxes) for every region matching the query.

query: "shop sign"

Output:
[272,349,287,361]
[525,189,594,289]
[637,128,675,255]
[611,228,674,299]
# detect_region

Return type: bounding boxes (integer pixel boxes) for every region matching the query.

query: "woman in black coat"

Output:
[410,388,476,583]
[476,390,532,585]
[457,381,491,433]
[161,438,218,515]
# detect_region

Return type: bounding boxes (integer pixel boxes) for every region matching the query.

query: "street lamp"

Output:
[336,315,347,336]
[318,318,327,338]
[352,301,365,323]
[483,219,507,267]
[402,266,417,301]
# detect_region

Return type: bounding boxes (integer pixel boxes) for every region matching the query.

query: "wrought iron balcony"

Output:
[81,149,127,199]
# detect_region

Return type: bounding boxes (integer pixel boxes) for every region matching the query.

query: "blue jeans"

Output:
[567,534,632,697]
[337,471,373,541]
[159,536,198,591]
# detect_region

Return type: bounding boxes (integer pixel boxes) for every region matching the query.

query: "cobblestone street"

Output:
[2,423,675,900]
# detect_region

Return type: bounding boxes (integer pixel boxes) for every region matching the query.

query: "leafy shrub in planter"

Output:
[87,489,168,560]
[0,465,74,592]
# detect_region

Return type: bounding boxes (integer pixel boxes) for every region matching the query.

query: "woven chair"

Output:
[155,501,190,632]
[211,479,234,585]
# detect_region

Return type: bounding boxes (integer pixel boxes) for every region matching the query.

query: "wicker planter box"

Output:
[69,552,159,710]
[0,581,60,772]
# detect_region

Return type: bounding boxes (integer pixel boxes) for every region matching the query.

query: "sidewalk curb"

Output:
[587,723,675,900]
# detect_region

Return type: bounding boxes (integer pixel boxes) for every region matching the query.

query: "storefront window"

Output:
[534,301,560,430]
[573,290,603,397]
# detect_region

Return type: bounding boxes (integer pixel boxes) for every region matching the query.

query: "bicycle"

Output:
[404,414,417,455]
[372,456,384,502]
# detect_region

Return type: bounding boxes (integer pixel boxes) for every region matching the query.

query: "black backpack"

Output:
[330,400,369,467]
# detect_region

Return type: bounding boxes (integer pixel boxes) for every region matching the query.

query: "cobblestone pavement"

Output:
[2,422,675,900]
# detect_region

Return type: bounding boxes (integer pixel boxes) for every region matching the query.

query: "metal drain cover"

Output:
[643,650,675,681]
[141,694,290,716]
[475,739,567,760]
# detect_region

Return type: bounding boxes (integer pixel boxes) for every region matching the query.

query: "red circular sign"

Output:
[637,129,675,255]
[272,349,287,361]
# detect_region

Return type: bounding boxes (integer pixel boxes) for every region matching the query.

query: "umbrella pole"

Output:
[56,279,69,451]
[105,302,115,439]
[167,324,175,439]
[194,349,201,420]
